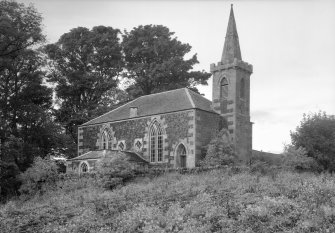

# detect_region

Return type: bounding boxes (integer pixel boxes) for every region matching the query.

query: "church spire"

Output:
[221,4,242,64]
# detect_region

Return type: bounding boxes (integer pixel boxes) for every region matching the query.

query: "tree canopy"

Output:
[290,111,335,172]
[44,26,124,142]
[0,1,44,60]
[0,1,61,169]
[122,24,211,98]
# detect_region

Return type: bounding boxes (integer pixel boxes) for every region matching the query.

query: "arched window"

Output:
[101,129,112,149]
[220,77,229,99]
[176,144,187,168]
[149,121,163,162]
[240,78,245,99]
[80,162,88,173]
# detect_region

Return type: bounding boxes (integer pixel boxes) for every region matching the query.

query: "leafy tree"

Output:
[0,0,45,143]
[0,1,61,170]
[290,111,335,172]
[0,0,44,60]
[122,24,211,98]
[44,26,124,142]
[200,129,237,166]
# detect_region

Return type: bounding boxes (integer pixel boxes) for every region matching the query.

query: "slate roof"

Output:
[83,88,215,126]
[67,150,149,164]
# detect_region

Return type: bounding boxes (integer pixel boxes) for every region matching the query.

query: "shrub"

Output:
[283,145,321,172]
[19,157,59,196]
[200,129,237,167]
[290,111,335,172]
[96,155,135,189]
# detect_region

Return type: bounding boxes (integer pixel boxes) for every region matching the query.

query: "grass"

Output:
[1,168,335,232]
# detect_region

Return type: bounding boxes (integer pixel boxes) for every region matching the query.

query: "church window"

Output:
[240,78,245,99]
[102,131,108,149]
[220,77,229,99]
[80,162,88,173]
[149,121,164,162]
[157,127,163,162]
[101,128,113,150]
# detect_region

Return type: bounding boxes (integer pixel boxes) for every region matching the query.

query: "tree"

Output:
[0,0,45,141]
[0,1,59,168]
[122,24,211,98]
[290,111,335,172]
[0,0,44,60]
[44,26,124,142]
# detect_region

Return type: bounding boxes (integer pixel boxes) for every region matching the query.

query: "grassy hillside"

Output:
[1,168,335,232]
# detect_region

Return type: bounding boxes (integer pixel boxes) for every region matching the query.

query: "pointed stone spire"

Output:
[221,4,242,64]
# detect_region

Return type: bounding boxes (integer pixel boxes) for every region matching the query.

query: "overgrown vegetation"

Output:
[200,129,237,167]
[1,168,335,232]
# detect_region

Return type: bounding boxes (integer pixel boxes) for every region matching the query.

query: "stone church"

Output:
[67,5,253,173]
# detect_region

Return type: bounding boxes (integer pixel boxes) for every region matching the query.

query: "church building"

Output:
[67,5,253,173]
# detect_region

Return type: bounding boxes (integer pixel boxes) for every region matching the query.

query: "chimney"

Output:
[130,106,138,117]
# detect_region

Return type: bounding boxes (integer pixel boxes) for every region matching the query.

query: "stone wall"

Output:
[194,109,223,163]
[78,110,197,167]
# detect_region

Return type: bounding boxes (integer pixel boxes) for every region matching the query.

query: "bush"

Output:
[19,157,59,196]
[290,111,335,172]
[96,155,135,189]
[200,129,237,167]
[0,161,21,201]
[283,145,321,172]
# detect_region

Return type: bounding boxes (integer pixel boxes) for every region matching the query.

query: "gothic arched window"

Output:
[101,129,112,150]
[240,78,245,99]
[149,121,163,163]
[80,162,88,173]
[220,77,229,99]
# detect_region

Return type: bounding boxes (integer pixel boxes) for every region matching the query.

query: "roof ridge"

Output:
[68,151,92,160]
[185,88,195,108]
[187,88,211,102]
[137,88,186,99]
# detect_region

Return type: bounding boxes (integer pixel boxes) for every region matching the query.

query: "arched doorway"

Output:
[176,144,187,168]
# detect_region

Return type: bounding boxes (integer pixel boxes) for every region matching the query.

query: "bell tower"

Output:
[210,4,253,161]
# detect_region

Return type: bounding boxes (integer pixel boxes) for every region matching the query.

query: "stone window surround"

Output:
[134,138,143,151]
[79,161,89,173]
[117,140,126,151]
[149,120,164,163]
[220,76,229,99]
[99,124,116,150]
[147,118,167,163]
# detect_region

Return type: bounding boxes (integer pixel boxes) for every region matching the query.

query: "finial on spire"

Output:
[221,4,242,63]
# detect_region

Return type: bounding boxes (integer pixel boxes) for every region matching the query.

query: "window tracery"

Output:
[80,162,88,173]
[149,121,164,162]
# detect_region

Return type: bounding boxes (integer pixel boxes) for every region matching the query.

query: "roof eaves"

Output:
[79,108,196,127]
[81,97,141,126]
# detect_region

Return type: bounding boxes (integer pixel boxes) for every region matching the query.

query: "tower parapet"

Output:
[210,58,253,74]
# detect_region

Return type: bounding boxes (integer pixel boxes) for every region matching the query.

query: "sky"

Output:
[18,0,335,153]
